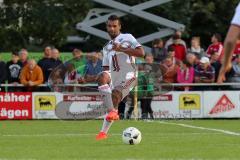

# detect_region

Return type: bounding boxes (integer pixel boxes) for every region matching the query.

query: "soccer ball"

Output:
[122,127,142,145]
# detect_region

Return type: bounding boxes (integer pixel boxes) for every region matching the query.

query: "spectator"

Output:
[168,34,187,61]
[20,59,44,91]
[63,62,82,92]
[6,51,23,91]
[188,37,205,58]
[127,54,155,119]
[151,39,167,63]
[38,46,53,83]
[210,52,222,82]
[160,56,178,83]
[176,59,194,91]
[165,30,187,50]
[233,38,240,59]
[0,53,7,91]
[64,63,81,84]
[206,33,223,59]
[71,48,87,76]
[19,49,28,66]
[84,52,102,83]
[166,47,181,67]
[186,53,197,67]
[194,57,215,90]
[51,48,62,67]
[228,55,240,89]
[139,54,154,119]
[48,68,64,92]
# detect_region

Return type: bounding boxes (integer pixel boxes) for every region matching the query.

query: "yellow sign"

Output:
[35,95,56,111]
[179,94,200,110]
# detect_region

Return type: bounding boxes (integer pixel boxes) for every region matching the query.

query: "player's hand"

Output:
[217,63,232,83]
[112,42,122,52]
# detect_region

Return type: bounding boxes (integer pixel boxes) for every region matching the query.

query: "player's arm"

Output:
[223,25,240,67]
[218,3,240,83]
[218,25,240,83]
[113,44,145,57]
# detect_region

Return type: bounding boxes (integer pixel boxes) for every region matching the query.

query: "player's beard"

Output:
[108,31,120,39]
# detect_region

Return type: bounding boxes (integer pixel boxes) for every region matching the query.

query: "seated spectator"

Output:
[206,33,223,59]
[20,59,44,91]
[165,30,187,50]
[166,47,181,67]
[6,51,23,91]
[188,36,205,58]
[71,48,87,76]
[19,49,28,66]
[233,38,240,60]
[176,60,194,91]
[168,34,187,61]
[48,68,64,92]
[0,53,7,91]
[38,46,53,83]
[210,52,221,82]
[186,53,196,67]
[84,52,102,83]
[194,57,215,90]
[228,55,240,89]
[64,63,82,84]
[160,56,178,83]
[151,39,167,63]
[64,62,82,92]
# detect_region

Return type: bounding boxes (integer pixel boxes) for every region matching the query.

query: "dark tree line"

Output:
[0,0,238,51]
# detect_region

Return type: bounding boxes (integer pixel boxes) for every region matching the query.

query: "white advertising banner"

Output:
[203,91,240,118]
[31,91,240,119]
[151,92,203,118]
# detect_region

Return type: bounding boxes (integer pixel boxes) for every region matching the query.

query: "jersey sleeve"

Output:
[231,3,240,26]
[102,49,109,67]
[127,34,141,49]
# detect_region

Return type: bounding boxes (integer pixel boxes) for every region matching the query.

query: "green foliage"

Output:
[0,0,239,51]
[0,0,92,51]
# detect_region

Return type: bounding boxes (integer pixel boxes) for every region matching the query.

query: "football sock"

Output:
[98,84,113,109]
[101,114,113,133]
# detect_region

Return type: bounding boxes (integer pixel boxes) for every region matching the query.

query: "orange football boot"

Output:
[96,131,108,140]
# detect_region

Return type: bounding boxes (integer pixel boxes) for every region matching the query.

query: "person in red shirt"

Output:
[232,39,240,59]
[206,33,223,58]
[168,35,186,61]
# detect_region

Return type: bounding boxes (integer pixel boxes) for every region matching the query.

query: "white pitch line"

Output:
[157,121,240,136]
[1,133,121,137]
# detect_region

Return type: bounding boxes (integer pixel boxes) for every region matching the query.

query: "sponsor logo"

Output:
[209,94,235,115]
[152,95,172,101]
[35,95,56,111]
[0,92,31,102]
[0,92,32,119]
[63,95,102,101]
[179,94,200,110]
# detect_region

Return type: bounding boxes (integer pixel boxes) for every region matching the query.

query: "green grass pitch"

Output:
[1,120,240,160]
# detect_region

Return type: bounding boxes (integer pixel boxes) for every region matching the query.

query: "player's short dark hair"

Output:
[213,33,222,42]
[107,15,121,25]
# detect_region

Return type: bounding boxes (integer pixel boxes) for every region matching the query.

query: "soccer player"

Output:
[218,3,240,83]
[96,15,145,140]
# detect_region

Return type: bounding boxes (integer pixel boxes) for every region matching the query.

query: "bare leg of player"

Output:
[96,72,122,140]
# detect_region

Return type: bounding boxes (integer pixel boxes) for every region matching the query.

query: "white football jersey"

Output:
[231,3,240,26]
[102,33,141,77]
